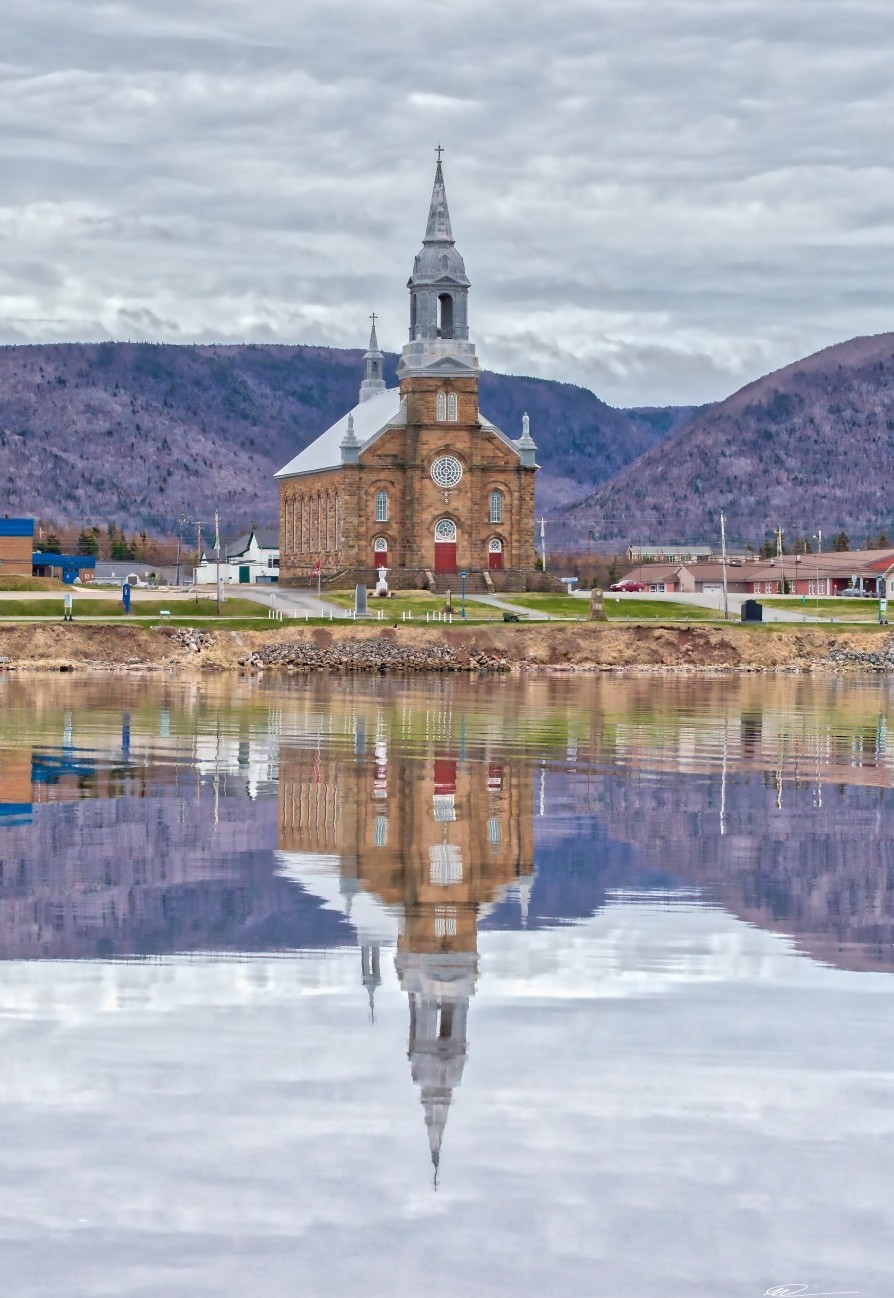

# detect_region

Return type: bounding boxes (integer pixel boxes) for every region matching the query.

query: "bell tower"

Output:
[398,150,480,379]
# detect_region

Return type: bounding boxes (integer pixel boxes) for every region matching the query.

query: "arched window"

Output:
[447,393,457,421]
[490,490,503,524]
[434,518,457,542]
[375,489,388,522]
[436,392,447,421]
[437,293,454,339]
[317,493,322,552]
[334,495,339,551]
[326,495,331,551]
[410,294,417,333]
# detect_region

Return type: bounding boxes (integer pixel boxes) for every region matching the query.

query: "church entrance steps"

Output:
[282,568,564,594]
[429,572,489,595]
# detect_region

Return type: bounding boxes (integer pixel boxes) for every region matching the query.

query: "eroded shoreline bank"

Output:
[2,621,894,675]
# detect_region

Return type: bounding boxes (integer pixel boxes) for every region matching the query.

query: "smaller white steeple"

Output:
[359,313,386,403]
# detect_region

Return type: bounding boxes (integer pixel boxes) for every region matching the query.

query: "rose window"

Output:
[430,455,463,489]
[435,519,457,541]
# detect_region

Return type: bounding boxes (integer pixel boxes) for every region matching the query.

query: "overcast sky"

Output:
[1,0,893,407]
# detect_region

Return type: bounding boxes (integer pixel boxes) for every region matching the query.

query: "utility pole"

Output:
[540,517,547,572]
[720,511,729,621]
[192,520,205,590]
[214,510,221,616]
[175,513,187,586]
[817,528,822,555]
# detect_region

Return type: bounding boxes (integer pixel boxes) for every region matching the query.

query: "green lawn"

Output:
[759,596,880,619]
[477,592,721,622]
[482,594,588,618]
[0,596,268,619]
[606,597,721,621]
[0,575,67,592]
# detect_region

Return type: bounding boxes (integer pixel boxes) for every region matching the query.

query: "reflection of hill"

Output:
[0,790,353,959]
[586,768,894,973]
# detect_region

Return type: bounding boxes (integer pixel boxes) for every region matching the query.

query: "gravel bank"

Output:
[1,620,894,674]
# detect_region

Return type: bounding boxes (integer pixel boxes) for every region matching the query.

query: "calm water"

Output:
[1,673,893,1296]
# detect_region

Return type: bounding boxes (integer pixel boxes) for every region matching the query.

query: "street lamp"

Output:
[460,570,467,619]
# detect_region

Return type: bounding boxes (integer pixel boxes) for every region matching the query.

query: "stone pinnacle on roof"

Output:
[516,412,537,467]
[340,411,361,463]
[424,155,454,244]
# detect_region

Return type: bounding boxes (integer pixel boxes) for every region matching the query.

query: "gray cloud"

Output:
[1,0,893,404]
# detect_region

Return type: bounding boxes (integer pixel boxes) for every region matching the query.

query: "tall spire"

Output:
[424,158,454,244]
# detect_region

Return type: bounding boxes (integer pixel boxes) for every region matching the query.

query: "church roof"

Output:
[274,387,405,479]
[274,386,532,480]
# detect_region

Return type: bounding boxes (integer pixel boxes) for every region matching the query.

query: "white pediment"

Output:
[423,355,476,374]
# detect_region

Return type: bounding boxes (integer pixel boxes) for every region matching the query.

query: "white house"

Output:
[194,528,280,586]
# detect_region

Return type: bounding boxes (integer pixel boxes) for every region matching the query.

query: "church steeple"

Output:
[424,156,454,243]
[398,150,479,378]
[359,313,386,403]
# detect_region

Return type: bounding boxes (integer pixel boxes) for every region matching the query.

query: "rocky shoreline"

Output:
[2,621,894,675]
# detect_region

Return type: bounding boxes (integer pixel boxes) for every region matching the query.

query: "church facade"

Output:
[275,158,543,590]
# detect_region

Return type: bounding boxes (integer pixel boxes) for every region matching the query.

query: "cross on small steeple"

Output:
[436,144,444,163]
[370,312,377,328]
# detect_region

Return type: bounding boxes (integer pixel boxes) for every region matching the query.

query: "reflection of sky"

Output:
[0,904,892,1298]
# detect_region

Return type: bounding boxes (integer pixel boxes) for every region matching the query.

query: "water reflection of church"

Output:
[278,738,535,1180]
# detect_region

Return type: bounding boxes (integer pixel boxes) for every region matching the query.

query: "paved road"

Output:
[236,586,347,619]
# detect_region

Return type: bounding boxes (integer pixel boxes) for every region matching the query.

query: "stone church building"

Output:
[276,158,544,590]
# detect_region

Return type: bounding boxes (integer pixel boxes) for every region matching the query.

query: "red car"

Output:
[610,580,647,592]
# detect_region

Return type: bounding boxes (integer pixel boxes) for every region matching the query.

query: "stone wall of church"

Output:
[279,744,534,956]
[279,375,538,585]
[279,466,354,584]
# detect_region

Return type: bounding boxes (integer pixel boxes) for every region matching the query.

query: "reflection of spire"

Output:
[361,943,381,1023]
[397,950,476,1189]
[516,870,534,927]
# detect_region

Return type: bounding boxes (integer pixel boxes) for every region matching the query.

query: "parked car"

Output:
[610,580,647,592]
[841,586,874,597]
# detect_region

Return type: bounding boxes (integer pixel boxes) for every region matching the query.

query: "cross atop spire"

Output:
[368,311,379,353]
[436,144,444,162]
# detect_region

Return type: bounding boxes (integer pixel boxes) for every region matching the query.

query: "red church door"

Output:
[434,520,457,573]
[373,538,388,568]
[488,538,503,570]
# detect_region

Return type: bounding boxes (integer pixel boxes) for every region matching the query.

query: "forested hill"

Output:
[0,342,675,533]
[555,332,894,547]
